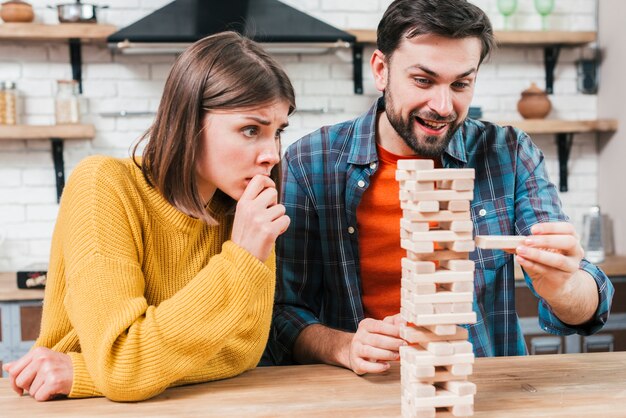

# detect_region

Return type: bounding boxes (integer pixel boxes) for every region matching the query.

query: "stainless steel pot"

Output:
[48,0,108,23]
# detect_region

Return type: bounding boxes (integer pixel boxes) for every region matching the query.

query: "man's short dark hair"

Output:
[377,0,495,65]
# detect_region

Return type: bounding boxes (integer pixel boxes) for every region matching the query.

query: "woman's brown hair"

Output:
[134,31,295,223]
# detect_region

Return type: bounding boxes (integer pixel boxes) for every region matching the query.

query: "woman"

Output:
[2,31,294,402]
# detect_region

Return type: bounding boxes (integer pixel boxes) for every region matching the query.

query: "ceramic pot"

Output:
[0,0,35,22]
[517,82,551,119]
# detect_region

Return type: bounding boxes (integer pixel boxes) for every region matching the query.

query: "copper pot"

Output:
[517,83,552,119]
[0,0,35,23]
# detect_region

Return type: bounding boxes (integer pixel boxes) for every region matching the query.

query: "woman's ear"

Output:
[370,50,388,93]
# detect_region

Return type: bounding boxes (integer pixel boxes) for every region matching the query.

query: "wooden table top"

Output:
[0,272,45,302]
[1,351,625,417]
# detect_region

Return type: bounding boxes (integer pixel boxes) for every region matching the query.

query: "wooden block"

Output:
[409,231,472,242]
[402,239,435,253]
[475,235,527,249]
[397,160,435,171]
[452,303,473,313]
[402,258,437,274]
[433,303,454,314]
[401,363,437,379]
[437,179,474,191]
[411,169,475,181]
[440,281,474,293]
[439,220,473,232]
[396,170,413,181]
[401,219,430,232]
[401,346,475,367]
[440,200,470,212]
[400,180,436,191]
[419,341,455,356]
[403,278,438,294]
[400,190,473,204]
[412,291,473,304]
[404,382,437,398]
[439,381,477,396]
[448,363,473,376]
[400,325,469,344]
[450,404,474,417]
[399,199,439,213]
[423,324,458,336]
[450,340,473,354]
[403,210,470,222]
[413,312,477,326]
[408,250,469,262]
[406,270,473,284]
[443,240,475,252]
[439,259,475,272]
[405,389,474,408]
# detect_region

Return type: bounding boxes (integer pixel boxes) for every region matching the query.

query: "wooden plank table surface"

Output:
[1,351,625,417]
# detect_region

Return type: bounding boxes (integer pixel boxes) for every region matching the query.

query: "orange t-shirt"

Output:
[357,145,440,320]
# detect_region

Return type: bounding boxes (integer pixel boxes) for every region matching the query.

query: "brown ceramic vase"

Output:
[0,0,35,23]
[517,82,552,119]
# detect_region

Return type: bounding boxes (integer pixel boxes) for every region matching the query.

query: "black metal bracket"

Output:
[353,43,364,94]
[556,133,574,192]
[51,138,65,203]
[69,38,83,94]
[544,45,561,95]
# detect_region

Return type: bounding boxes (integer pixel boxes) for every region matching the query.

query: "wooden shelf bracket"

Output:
[51,138,65,203]
[556,132,574,192]
[69,39,83,93]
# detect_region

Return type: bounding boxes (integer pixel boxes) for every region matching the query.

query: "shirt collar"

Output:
[347,96,469,166]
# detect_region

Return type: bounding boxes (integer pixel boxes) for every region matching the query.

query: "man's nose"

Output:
[428,87,454,117]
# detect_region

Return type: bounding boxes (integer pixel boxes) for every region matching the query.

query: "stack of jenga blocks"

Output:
[396,160,477,418]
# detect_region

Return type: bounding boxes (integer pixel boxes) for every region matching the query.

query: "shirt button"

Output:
[357,180,365,188]
[348,226,355,234]
[370,162,377,170]
[479,209,487,217]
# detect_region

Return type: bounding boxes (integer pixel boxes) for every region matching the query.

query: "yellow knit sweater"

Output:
[34,155,276,401]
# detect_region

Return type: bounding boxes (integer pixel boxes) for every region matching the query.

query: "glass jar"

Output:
[3,81,19,125]
[55,79,80,124]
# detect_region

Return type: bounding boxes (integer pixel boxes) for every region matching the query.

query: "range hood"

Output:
[107,0,356,53]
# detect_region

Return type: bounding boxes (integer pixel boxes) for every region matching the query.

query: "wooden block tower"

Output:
[396,160,477,418]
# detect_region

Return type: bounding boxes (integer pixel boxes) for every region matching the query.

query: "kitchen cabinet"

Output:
[515,255,626,354]
[0,272,45,375]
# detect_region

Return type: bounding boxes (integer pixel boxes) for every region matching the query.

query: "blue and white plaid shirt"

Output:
[264,98,614,365]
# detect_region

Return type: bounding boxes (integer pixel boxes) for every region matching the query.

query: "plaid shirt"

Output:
[264,98,614,365]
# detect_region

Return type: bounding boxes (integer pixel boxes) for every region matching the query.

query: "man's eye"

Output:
[453,81,471,89]
[242,127,259,137]
[414,78,431,86]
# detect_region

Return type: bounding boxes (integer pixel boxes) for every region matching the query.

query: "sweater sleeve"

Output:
[59,158,275,401]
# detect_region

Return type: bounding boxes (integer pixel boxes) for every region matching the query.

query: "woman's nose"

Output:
[258,142,281,168]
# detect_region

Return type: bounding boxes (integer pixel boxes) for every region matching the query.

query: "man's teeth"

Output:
[421,120,447,129]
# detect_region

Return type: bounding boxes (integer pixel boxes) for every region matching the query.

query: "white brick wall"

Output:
[0,0,602,270]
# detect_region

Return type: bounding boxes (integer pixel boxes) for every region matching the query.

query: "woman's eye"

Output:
[275,129,284,140]
[242,127,259,137]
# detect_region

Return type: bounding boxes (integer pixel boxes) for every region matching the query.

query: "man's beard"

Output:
[384,89,462,158]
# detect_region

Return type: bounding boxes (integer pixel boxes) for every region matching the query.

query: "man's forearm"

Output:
[293,324,353,369]
[547,270,599,325]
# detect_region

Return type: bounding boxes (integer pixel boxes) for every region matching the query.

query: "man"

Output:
[264,0,614,374]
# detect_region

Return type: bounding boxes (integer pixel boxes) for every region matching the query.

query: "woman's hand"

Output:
[2,347,73,401]
[231,174,290,261]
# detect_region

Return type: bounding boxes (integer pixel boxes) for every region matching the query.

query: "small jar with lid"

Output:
[3,81,19,125]
[55,79,81,124]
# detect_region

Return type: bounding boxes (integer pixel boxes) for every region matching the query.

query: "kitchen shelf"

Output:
[515,254,626,280]
[347,29,597,94]
[0,124,95,140]
[0,124,95,202]
[0,23,116,42]
[347,29,596,47]
[494,119,618,135]
[494,119,618,192]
